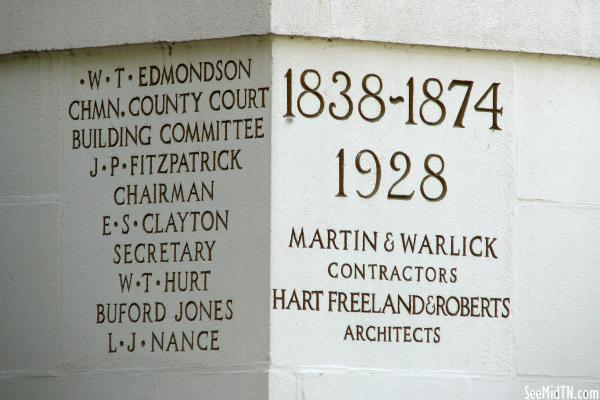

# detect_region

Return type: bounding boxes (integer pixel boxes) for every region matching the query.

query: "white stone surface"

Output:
[1,36,272,398]
[295,373,600,400]
[301,373,470,400]
[515,203,600,377]
[59,38,271,370]
[1,30,600,399]
[0,53,61,198]
[3,1,600,59]
[272,0,600,59]
[270,37,514,373]
[0,0,270,55]
[514,55,600,205]
[0,371,268,399]
[0,203,61,372]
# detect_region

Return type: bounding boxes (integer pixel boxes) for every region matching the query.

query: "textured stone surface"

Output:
[1,19,600,399]
[3,1,600,58]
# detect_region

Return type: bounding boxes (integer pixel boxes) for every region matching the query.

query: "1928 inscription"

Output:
[272,57,511,350]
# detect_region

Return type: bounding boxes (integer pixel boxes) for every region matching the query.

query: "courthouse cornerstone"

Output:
[1,1,600,399]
